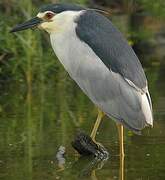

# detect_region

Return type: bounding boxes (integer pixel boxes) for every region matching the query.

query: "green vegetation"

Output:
[138,0,165,18]
[0,0,164,86]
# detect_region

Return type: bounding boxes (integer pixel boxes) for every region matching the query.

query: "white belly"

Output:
[50,28,107,79]
[50,28,112,102]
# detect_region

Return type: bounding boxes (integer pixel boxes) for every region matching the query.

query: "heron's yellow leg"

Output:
[119,153,125,180]
[117,123,125,157]
[90,109,104,142]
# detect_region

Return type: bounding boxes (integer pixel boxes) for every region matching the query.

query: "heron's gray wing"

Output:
[73,55,151,134]
[76,10,147,92]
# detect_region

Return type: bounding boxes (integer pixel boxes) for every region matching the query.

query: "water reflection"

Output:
[0,67,165,179]
[55,148,124,180]
[56,146,66,172]
[72,156,108,179]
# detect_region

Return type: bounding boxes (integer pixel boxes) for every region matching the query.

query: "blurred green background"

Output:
[0,0,165,180]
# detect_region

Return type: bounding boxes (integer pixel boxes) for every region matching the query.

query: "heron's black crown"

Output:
[40,3,85,14]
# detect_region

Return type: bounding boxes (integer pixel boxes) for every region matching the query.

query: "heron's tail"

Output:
[141,91,153,127]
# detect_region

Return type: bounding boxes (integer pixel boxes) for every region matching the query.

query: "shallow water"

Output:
[0,65,165,180]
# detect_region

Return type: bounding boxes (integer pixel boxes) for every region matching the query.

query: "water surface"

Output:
[0,66,165,180]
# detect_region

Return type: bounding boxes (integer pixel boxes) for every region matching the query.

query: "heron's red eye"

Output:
[45,12,55,20]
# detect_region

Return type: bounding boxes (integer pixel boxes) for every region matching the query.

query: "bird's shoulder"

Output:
[75,10,147,92]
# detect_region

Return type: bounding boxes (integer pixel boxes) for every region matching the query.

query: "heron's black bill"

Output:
[10,17,43,33]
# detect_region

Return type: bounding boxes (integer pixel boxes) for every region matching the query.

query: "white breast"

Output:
[50,13,112,103]
[50,11,108,79]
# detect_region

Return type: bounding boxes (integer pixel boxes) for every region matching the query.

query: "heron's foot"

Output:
[91,139,109,159]
[92,139,103,149]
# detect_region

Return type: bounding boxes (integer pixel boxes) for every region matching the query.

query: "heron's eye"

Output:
[45,12,55,20]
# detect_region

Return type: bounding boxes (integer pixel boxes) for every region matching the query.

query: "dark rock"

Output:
[71,131,109,160]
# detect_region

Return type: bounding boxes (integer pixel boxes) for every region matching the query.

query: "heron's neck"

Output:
[47,10,84,34]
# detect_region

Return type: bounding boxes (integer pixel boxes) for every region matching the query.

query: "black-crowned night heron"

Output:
[11,3,153,156]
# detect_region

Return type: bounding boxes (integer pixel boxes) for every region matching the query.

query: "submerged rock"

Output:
[71,131,109,160]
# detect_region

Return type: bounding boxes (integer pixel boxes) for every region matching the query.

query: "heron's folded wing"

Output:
[76,10,147,92]
[74,61,152,134]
